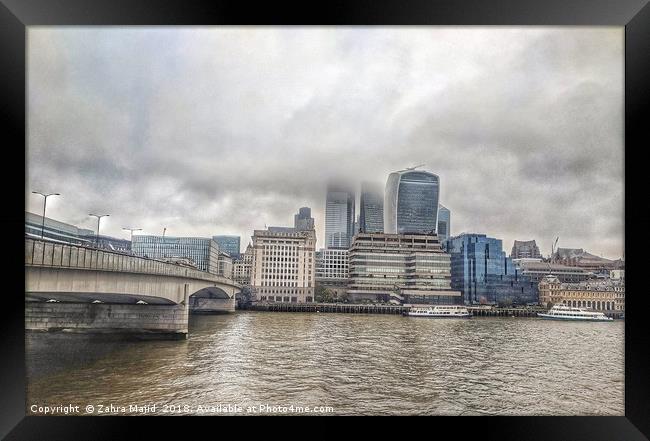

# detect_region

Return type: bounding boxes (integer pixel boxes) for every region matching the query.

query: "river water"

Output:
[26,312,624,416]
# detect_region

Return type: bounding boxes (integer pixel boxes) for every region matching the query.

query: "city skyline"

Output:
[27,27,623,259]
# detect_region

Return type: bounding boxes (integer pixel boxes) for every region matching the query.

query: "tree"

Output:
[315,285,334,303]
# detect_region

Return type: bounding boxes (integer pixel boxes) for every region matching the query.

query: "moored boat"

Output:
[405,305,472,318]
[537,304,613,321]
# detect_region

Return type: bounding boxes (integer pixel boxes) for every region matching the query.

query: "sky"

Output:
[27,27,624,259]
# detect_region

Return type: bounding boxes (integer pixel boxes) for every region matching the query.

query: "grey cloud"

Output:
[27,27,623,258]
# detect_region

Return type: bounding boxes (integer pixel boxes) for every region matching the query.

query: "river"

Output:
[26,312,624,416]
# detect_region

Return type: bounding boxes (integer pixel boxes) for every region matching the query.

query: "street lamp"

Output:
[89,213,110,247]
[31,191,60,239]
[162,227,167,258]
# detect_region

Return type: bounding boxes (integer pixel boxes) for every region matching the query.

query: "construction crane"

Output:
[551,237,559,262]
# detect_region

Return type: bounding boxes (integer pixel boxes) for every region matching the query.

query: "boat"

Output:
[405,305,472,318]
[537,304,613,321]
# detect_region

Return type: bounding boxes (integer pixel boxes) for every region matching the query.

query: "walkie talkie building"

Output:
[384,169,440,235]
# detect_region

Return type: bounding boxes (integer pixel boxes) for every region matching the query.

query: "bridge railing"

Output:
[25,238,238,286]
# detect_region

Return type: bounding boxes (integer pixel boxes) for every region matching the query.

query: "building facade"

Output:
[79,234,131,252]
[217,252,234,279]
[347,233,461,305]
[233,243,254,285]
[26,211,95,245]
[511,240,542,259]
[212,235,241,259]
[552,248,623,274]
[437,204,451,244]
[538,275,624,313]
[250,227,317,303]
[515,261,592,285]
[294,207,315,231]
[384,169,440,235]
[132,235,221,275]
[315,248,349,297]
[447,233,537,305]
[325,183,355,249]
[359,181,384,234]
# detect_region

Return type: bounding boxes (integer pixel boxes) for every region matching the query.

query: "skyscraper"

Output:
[294,207,315,231]
[359,181,384,233]
[325,182,355,249]
[384,168,439,235]
[437,204,451,243]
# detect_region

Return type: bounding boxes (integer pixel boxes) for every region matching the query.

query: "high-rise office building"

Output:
[447,233,537,305]
[384,168,439,235]
[294,207,315,231]
[437,204,451,243]
[212,235,241,259]
[250,227,317,303]
[511,240,541,259]
[347,233,461,305]
[359,181,384,233]
[325,182,355,249]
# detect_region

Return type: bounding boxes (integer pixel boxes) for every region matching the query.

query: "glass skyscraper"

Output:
[325,183,355,249]
[384,169,439,235]
[447,233,537,305]
[437,204,451,243]
[359,181,384,233]
[212,235,241,259]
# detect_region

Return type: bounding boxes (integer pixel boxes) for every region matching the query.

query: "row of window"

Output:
[257,281,313,287]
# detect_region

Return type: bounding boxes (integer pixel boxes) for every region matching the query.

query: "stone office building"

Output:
[250,226,317,303]
[538,275,625,313]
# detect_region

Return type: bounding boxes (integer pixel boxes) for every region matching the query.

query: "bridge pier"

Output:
[25,300,189,339]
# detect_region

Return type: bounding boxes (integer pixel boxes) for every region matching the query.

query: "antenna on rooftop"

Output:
[398,164,426,172]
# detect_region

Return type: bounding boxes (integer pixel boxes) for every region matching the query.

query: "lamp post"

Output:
[162,227,167,258]
[122,227,142,252]
[89,213,109,247]
[31,191,60,239]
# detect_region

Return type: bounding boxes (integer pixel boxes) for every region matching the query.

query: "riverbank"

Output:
[240,302,626,318]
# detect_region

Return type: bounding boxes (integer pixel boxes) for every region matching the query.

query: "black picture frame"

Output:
[1,0,647,439]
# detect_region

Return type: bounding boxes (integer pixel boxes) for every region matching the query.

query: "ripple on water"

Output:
[26,313,624,415]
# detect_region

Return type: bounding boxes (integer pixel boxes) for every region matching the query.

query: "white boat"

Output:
[537,304,613,321]
[405,305,472,318]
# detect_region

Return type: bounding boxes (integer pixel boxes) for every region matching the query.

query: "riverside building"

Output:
[315,248,349,296]
[538,275,624,313]
[347,233,461,305]
[447,233,537,305]
[250,226,317,303]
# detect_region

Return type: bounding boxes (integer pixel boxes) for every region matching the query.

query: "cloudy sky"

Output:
[27,27,624,259]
